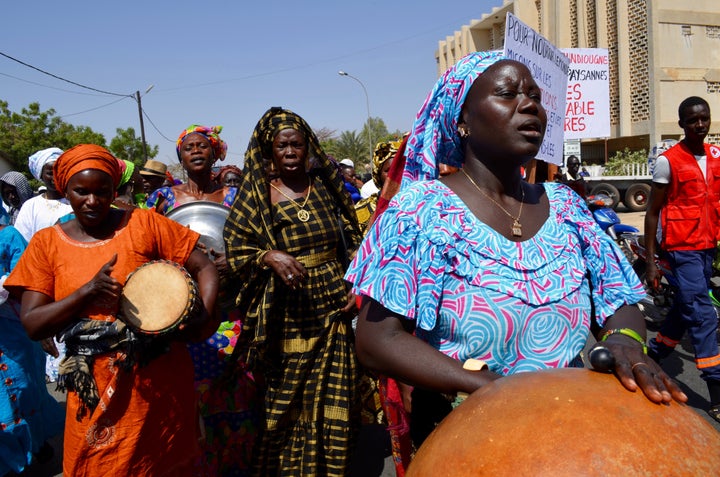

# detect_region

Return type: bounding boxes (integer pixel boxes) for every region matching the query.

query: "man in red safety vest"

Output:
[644,96,720,423]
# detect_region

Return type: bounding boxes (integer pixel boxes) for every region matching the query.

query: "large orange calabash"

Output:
[407,368,720,476]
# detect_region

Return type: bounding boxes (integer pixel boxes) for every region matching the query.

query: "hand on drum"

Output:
[589,339,687,404]
[84,254,122,308]
[263,250,306,290]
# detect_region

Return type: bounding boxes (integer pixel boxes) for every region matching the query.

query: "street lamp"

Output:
[134,84,154,161]
[338,70,373,164]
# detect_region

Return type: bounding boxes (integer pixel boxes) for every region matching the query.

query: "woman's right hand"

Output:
[83,254,122,307]
[262,250,307,289]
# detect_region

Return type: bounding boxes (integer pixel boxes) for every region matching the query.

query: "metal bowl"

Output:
[166,201,229,253]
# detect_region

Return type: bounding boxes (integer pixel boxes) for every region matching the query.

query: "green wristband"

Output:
[600,328,647,354]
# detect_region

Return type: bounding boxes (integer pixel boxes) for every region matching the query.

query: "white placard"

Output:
[562,48,610,139]
[504,12,569,165]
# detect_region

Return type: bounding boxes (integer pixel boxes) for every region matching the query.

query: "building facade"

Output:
[436,0,720,163]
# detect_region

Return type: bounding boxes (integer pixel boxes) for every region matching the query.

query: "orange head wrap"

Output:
[53,144,122,193]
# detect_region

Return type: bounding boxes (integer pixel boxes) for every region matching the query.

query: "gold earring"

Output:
[459,127,470,139]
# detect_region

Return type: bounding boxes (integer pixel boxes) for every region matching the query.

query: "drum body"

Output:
[119,260,199,336]
[408,368,720,477]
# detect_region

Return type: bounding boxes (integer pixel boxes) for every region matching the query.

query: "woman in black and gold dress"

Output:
[224,107,362,476]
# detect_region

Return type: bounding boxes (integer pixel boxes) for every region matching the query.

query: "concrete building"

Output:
[436,0,720,165]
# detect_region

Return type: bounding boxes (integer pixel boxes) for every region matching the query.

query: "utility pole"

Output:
[135,85,154,161]
[135,90,148,161]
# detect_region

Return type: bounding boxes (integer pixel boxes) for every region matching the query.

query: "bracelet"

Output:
[256,250,270,269]
[600,328,647,354]
[450,359,489,408]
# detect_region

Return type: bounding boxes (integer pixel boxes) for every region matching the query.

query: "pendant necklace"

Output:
[461,169,525,237]
[269,178,313,222]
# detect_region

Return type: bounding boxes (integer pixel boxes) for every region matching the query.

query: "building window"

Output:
[707,26,720,39]
[681,25,692,36]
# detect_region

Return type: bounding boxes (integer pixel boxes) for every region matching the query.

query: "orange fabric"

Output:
[654,332,680,348]
[5,208,201,476]
[53,144,122,193]
[697,354,720,369]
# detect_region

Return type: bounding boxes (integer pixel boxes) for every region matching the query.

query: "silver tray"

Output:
[166,201,230,253]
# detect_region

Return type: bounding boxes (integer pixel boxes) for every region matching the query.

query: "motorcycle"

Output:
[624,233,676,324]
[586,194,638,262]
[625,233,720,326]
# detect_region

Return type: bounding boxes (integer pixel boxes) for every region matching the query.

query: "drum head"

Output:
[120,261,194,333]
[166,201,229,253]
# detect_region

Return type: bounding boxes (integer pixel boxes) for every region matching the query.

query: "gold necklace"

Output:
[461,169,525,237]
[269,178,313,222]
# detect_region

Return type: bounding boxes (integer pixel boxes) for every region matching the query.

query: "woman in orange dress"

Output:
[4,144,219,476]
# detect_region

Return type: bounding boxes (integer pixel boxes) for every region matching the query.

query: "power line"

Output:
[0,71,109,97]
[141,108,174,143]
[59,96,131,118]
[0,50,131,97]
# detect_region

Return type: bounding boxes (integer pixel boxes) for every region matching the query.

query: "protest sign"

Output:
[504,12,569,165]
[563,48,610,139]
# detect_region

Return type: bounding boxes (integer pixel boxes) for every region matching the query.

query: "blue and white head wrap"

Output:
[402,50,505,186]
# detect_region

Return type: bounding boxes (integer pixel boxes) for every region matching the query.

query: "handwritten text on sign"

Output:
[562,48,610,139]
[504,12,569,165]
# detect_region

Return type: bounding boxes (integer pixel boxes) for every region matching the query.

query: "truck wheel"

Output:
[624,183,651,212]
[589,183,620,209]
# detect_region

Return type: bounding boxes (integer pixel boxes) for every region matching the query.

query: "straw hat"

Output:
[139,160,167,178]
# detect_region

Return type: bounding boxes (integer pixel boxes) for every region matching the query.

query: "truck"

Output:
[583,140,677,212]
[584,162,652,212]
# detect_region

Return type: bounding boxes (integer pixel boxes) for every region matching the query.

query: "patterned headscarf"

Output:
[403,50,505,186]
[176,125,227,162]
[0,171,33,207]
[53,144,122,193]
[228,107,358,252]
[371,140,402,188]
[224,107,360,367]
[28,147,64,181]
[118,160,135,189]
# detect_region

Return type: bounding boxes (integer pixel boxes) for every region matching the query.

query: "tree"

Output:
[0,100,106,175]
[109,127,159,168]
[331,130,366,165]
[603,148,648,175]
[315,127,337,143]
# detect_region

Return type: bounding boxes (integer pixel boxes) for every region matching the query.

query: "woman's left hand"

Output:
[341,291,357,314]
[590,339,687,404]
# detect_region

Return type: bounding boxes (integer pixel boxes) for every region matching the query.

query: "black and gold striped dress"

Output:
[237,178,361,476]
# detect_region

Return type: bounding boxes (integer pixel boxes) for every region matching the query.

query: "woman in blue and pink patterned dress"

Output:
[345,51,687,451]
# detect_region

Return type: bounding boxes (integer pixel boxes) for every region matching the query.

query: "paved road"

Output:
[21,208,719,476]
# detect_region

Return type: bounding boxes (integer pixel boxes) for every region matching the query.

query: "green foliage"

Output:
[320,117,397,173]
[0,100,157,177]
[0,100,107,174]
[603,148,648,175]
[109,127,158,168]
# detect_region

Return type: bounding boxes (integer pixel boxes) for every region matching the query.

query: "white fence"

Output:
[587,162,650,178]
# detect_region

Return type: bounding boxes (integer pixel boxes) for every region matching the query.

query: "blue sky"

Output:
[1,0,504,166]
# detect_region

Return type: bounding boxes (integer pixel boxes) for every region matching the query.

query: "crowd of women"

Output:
[0,50,694,477]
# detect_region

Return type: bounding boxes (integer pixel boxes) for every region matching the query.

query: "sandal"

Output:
[708,405,720,424]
